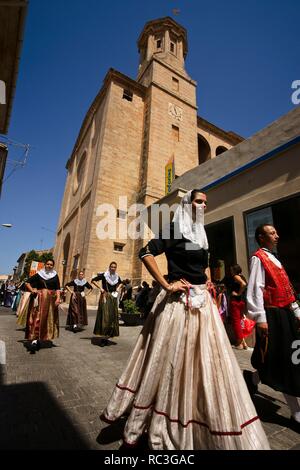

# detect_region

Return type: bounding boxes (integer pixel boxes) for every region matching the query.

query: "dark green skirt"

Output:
[93,293,119,337]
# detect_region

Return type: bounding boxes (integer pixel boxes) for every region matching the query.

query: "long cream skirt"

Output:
[101,286,270,450]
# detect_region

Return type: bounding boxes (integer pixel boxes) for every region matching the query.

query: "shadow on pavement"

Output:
[96,416,127,445]
[253,392,298,431]
[0,365,89,450]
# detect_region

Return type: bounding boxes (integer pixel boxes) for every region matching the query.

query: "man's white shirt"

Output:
[246,249,300,323]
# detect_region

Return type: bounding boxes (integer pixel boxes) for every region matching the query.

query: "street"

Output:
[0,305,299,450]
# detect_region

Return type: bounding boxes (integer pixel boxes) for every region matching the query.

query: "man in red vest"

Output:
[244,224,300,429]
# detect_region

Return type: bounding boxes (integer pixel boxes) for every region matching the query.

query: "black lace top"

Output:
[91,273,122,293]
[27,273,60,291]
[65,280,93,293]
[139,223,209,284]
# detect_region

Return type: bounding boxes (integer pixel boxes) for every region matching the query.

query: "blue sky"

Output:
[0,0,299,274]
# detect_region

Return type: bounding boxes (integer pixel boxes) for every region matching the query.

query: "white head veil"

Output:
[172,190,209,249]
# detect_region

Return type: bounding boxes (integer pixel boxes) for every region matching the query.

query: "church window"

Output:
[114,243,125,252]
[169,35,177,55]
[172,125,179,142]
[156,39,162,49]
[73,254,80,270]
[172,77,179,91]
[216,146,228,156]
[123,89,133,102]
[73,151,86,194]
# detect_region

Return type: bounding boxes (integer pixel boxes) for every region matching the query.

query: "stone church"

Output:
[54,17,243,295]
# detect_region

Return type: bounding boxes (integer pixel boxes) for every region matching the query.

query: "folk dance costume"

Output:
[101,191,269,450]
[247,248,300,421]
[25,269,60,343]
[65,279,93,330]
[92,271,122,339]
[16,291,31,327]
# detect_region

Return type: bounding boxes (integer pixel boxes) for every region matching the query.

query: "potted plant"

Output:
[120,300,142,326]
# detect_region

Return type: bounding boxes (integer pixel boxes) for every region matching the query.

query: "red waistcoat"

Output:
[254,248,295,308]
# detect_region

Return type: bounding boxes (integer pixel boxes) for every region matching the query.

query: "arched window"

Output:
[197,135,211,165]
[73,152,86,194]
[62,233,71,284]
[216,146,228,156]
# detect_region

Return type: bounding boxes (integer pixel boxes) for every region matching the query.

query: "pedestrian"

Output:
[25,259,61,352]
[229,264,248,350]
[216,283,228,323]
[100,189,269,450]
[3,280,15,308]
[135,281,150,316]
[244,224,300,429]
[16,283,31,329]
[65,271,93,331]
[91,262,122,346]
[119,279,133,312]
[0,282,5,305]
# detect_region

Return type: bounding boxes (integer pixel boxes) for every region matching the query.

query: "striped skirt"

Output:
[25,289,59,341]
[101,286,269,450]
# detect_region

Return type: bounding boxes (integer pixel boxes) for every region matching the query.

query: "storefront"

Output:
[167,106,300,291]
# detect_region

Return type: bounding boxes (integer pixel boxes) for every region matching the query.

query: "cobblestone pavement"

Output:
[0,305,299,450]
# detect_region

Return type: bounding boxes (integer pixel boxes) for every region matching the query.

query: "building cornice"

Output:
[197,116,244,145]
[137,17,188,57]
[138,56,196,86]
[151,81,198,110]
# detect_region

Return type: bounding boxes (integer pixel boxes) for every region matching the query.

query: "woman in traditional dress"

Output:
[229,264,248,350]
[16,283,31,329]
[100,189,270,450]
[25,259,61,351]
[65,271,93,331]
[91,262,122,346]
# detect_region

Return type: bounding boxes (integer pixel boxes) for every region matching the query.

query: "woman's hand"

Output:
[55,298,61,306]
[167,279,190,293]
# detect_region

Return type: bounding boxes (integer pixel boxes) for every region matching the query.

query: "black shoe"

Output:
[243,370,258,397]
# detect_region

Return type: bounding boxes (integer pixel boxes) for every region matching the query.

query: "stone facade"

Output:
[54,17,242,301]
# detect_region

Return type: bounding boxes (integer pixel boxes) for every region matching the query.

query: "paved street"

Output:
[0,305,299,450]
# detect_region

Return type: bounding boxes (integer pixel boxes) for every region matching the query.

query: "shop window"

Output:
[245,207,273,256]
